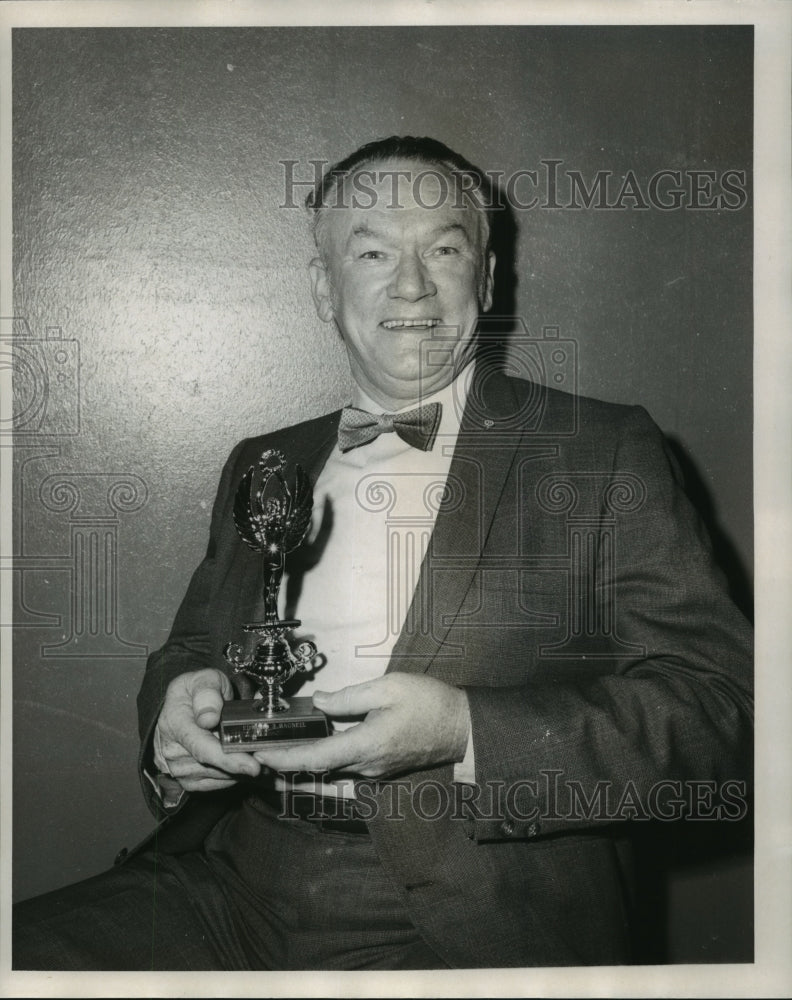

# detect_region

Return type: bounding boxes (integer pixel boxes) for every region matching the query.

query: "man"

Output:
[14,136,753,970]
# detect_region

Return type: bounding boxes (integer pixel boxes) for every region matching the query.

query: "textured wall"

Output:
[11,26,752,961]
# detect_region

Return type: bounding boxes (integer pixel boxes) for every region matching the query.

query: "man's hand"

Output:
[153,668,261,793]
[252,673,471,779]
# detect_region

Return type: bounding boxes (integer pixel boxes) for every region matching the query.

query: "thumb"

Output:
[191,673,230,729]
[313,680,382,717]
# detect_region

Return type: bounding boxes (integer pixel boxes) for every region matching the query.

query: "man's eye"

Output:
[359,250,385,260]
[433,246,459,256]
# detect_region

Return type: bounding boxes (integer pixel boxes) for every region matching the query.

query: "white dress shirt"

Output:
[285,364,477,794]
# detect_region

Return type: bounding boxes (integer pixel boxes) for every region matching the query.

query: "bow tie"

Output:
[337,402,442,453]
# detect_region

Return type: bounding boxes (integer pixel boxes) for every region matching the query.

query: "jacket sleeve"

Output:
[136,438,249,818]
[463,406,753,841]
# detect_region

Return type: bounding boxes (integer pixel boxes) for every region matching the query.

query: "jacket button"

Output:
[114,847,129,865]
[500,819,515,837]
[527,823,540,837]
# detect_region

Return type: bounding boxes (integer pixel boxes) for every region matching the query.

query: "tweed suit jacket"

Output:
[135,370,753,967]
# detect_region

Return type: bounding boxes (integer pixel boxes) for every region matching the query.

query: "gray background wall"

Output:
[10,26,752,963]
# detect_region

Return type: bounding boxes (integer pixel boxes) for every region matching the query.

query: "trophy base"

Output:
[220,696,329,751]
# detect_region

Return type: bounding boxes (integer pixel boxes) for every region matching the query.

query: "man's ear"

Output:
[481,251,496,313]
[309,257,334,323]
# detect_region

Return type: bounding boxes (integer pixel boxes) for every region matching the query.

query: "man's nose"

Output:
[388,252,437,300]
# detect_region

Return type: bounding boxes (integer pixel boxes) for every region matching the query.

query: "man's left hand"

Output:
[252,673,470,779]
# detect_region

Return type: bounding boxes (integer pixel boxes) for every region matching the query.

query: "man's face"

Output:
[309,158,495,409]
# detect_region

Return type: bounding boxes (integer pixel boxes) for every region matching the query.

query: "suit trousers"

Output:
[13,795,447,971]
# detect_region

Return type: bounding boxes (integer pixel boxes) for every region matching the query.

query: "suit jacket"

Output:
[134,371,753,967]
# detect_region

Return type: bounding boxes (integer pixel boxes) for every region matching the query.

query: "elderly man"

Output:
[14,136,753,970]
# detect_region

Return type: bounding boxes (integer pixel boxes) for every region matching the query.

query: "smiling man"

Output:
[13,137,753,971]
[308,154,494,408]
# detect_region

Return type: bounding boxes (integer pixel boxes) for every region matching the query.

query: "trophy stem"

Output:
[260,676,289,716]
[262,549,285,624]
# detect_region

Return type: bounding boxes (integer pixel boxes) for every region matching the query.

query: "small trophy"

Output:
[220,449,329,751]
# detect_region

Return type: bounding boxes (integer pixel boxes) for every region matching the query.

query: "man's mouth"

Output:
[380,319,441,330]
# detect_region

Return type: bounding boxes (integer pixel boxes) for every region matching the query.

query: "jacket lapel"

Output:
[387,371,528,674]
[283,411,341,484]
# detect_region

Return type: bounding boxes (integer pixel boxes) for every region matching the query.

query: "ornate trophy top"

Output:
[233,448,314,559]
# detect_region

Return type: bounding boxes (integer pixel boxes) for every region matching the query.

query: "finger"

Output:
[273,773,355,796]
[178,724,260,777]
[253,727,368,774]
[312,678,390,718]
[164,756,249,782]
[177,775,241,793]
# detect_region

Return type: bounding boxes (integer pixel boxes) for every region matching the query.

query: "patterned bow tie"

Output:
[337,402,442,453]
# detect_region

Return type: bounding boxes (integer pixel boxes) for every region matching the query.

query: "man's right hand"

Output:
[153,668,261,793]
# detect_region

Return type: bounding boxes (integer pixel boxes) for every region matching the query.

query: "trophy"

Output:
[220,449,329,751]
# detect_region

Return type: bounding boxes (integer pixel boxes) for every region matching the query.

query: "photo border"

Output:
[1,1,789,996]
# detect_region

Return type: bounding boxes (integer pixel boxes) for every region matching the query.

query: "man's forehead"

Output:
[322,165,481,248]
[340,158,476,213]
[344,212,475,242]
